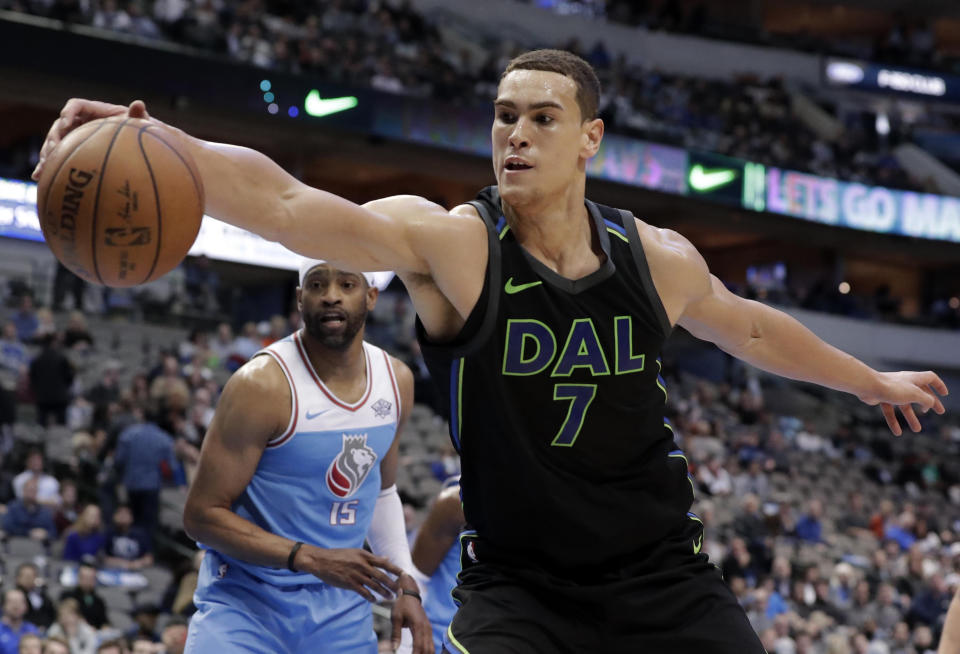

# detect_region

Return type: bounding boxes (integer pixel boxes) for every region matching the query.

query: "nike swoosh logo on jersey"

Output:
[693,533,703,555]
[504,277,542,294]
[305,409,332,420]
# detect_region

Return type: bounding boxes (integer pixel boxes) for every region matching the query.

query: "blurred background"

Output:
[0,0,959,652]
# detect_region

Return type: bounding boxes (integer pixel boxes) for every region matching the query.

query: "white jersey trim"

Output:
[255,350,299,448]
[293,331,373,411]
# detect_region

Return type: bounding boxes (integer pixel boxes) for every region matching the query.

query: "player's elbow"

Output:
[182,499,211,542]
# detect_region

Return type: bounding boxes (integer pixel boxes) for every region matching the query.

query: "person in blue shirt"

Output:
[104,504,154,570]
[62,504,106,563]
[2,477,55,540]
[410,478,464,654]
[11,296,38,344]
[113,415,178,532]
[0,321,28,431]
[794,498,824,543]
[0,589,39,654]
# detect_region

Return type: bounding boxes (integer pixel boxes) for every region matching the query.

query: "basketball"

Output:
[36,116,204,287]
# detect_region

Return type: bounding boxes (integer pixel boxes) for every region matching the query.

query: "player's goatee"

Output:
[303,308,367,350]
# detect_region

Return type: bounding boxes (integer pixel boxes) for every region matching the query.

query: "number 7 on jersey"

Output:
[550,384,597,447]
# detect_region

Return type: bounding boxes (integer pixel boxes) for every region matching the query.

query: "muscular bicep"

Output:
[185,357,290,515]
[380,357,415,489]
[411,490,464,576]
[677,274,761,355]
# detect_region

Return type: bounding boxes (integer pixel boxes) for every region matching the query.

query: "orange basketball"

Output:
[36,117,204,287]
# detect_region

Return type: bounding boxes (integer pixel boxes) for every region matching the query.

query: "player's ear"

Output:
[580,117,604,159]
[296,286,303,313]
[366,286,379,311]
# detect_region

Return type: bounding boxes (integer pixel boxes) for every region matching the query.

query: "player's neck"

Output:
[503,183,601,278]
[298,329,367,386]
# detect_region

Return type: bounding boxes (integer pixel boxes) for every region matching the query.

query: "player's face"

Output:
[492,70,603,208]
[298,265,377,350]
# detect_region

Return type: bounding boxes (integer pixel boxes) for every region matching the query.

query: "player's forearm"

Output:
[730,302,882,399]
[183,504,297,570]
[161,127,422,273]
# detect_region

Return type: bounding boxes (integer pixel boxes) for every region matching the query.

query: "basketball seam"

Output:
[40,119,115,222]
[90,118,132,285]
[141,127,203,205]
[137,126,163,284]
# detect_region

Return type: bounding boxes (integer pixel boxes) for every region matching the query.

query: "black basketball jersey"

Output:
[416,186,695,574]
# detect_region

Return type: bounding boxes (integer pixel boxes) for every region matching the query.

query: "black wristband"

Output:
[400,588,421,603]
[287,541,304,572]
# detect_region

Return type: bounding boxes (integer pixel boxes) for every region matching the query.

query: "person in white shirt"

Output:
[12,449,60,509]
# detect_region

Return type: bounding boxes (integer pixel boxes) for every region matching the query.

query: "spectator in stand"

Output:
[62,504,106,563]
[94,640,127,654]
[160,617,187,654]
[698,455,733,495]
[59,563,107,630]
[733,493,767,547]
[63,312,94,351]
[17,633,41,654]
[28,333,74,427]
[0,589,39,654]
[104,504,153,570]
[909,574,951,628]
[207,323,233,366]
[125,605,160,645]
[14,563,55,630]
[733,457,769,499]
[53,479,79,536]
[838,491,873,540]
[229,322,261,365]
[51,262,85,312]
[871,499,897,541]
[148,356,189,415]
[46,599,96,654]
[86,362,121,431]
[130,638,154,654]
[0,322,28,433]
[114,414,177,531]
[40,636,70,654]
[30,310,56,346]
[12,296,38,344]
[871,582,904,634]
[3,477,56,540]
[795,498,825,543]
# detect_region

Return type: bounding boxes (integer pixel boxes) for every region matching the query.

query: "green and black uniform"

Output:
[417,187,764,654]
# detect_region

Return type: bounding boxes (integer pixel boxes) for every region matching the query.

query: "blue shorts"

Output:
[186,550,377,654]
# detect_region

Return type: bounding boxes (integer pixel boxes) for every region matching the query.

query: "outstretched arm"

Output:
[650,226,948,435]
[32,100,485,299]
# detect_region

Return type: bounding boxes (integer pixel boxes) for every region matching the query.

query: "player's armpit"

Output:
[182,355,296,568]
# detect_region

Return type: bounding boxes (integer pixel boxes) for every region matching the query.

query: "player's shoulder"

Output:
[224,354,289,401]
[634,219,711,300]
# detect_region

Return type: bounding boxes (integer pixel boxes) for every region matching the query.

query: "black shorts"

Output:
[444,520,766,654]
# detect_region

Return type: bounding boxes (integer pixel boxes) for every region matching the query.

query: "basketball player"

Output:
[37,50,949,653]
[178,260,431,653]
[409,477,464,654]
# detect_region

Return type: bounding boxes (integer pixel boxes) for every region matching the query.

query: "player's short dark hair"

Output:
[502,49,601,122]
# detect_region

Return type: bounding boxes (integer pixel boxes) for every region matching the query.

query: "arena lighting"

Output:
[260,80,271,92]
[877,69,946,96]
[826,61,865,85]
[839,282,851,295]
[304,90,359,117]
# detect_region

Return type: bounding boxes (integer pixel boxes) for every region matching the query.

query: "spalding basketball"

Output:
[36,116,204,287]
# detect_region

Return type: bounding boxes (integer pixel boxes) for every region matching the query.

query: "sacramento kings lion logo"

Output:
[326,434,378,498]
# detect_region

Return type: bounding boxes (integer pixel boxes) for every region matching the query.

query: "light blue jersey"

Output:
[421,477,462,653]
[187,332,403,653]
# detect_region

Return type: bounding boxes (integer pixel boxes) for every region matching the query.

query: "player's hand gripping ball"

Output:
[36,116,204,287]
